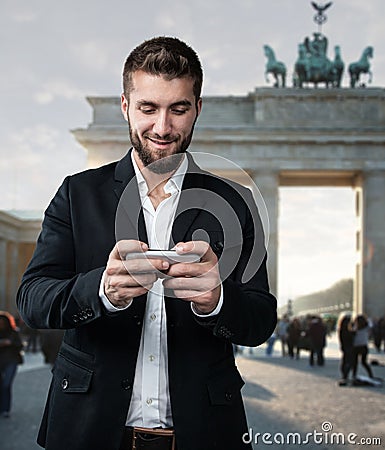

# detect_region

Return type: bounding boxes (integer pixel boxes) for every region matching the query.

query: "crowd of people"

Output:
[240,312,384,388]
[264,314,329,366]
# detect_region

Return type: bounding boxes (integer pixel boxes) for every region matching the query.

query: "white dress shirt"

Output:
[99,151,223,428]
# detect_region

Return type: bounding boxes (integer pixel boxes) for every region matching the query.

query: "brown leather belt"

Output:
[120,426,176,450]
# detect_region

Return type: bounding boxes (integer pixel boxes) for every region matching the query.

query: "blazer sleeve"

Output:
[16,177,105,329]
[195,188,277,347]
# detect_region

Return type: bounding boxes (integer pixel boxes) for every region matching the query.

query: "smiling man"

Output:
[17,37,277,450]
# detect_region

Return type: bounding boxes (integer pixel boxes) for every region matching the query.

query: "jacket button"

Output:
[225,392,232,402]
[62,378,69,390]
[121,379,132,390]
[213,241,224,252]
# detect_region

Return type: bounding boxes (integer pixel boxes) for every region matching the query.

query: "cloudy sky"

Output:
[1,0,382,304]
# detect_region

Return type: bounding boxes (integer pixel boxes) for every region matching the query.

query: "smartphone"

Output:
[125,250,201,264]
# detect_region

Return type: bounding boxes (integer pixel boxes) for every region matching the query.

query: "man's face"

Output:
[121,71,202,174]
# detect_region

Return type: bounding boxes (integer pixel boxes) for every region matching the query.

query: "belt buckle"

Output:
[132,427,175,450]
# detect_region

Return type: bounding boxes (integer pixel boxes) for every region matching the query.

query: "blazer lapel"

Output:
[113,149,148,244]
[170,155,208,247]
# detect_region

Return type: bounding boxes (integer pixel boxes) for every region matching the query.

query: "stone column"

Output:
[252,171,279,297]
[361,170,385,319]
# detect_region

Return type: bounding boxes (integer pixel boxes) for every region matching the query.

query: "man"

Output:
[17,36,277,450]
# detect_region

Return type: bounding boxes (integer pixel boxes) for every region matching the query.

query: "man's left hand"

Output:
[163,241,221,314]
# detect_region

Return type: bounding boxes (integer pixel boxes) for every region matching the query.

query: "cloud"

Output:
[155,13,177,30]
[33,79,85,105]
[1,124,86,210]
[70,40,110,71]
[9,10,38,23]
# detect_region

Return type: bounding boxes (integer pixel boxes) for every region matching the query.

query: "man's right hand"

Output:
[104,240,169,308]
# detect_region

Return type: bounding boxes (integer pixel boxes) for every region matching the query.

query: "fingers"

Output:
[163,272,219,298]
[110,240,148,261]
[166,240,217,279]
[174,240,214,263]
[104,240,169,306]
[109,240,169,275]
[105,273,155,305]
[163,241,221,313]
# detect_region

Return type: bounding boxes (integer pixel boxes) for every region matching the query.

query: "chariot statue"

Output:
[293,32,343,88]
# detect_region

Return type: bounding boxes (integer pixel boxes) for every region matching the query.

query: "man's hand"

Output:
[163,241,221,314]
[104,240,169,308]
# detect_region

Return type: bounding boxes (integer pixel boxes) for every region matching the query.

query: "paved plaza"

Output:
[1,334,384,450]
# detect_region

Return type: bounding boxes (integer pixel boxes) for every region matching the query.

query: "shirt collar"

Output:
[131,150,188,198]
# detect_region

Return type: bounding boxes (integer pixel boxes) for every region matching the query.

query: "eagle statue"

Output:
[311,2,333,13]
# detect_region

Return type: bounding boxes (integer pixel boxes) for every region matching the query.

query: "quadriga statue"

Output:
[293,32,344,88]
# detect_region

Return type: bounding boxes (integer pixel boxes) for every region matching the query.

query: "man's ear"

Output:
[196,97,202,116]
[121,94,128,121]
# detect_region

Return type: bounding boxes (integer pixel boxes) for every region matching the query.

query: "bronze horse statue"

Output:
[263,45,286,87]
[333,45,344,88]
[348,46,373,87]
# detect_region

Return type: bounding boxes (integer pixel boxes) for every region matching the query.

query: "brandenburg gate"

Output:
[73,87,385,319]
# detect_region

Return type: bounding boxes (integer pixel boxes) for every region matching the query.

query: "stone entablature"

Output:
[73,88,385,170]
[0,211,41,242]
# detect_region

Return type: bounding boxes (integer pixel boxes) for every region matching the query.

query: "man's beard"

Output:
[128,121,195,174]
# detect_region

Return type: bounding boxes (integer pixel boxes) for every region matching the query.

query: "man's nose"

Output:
[152,111,172,137]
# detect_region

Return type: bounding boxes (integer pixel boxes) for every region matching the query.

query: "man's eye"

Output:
[141,108,155,114]
[172,109,188,115]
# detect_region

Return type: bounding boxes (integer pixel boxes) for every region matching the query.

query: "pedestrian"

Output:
[379,316,385,353]
[371,318,382,352]
[337,313,354,386]
[352,314,374,380]
[25,327,40,353]
[307,316,327,366]
[16,36,277,450]
[265,329,277,356]
[276,315,289,356]
[0,311,24,418]
[287,317,301,360]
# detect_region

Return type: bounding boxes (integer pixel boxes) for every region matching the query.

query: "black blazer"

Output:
[17,150,277,450]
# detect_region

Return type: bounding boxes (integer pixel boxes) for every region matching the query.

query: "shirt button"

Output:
[150,314,157,321]
[149,355,155,362]
[146,398,153,405]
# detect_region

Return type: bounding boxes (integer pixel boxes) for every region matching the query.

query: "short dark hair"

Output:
[122,36,203,102]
